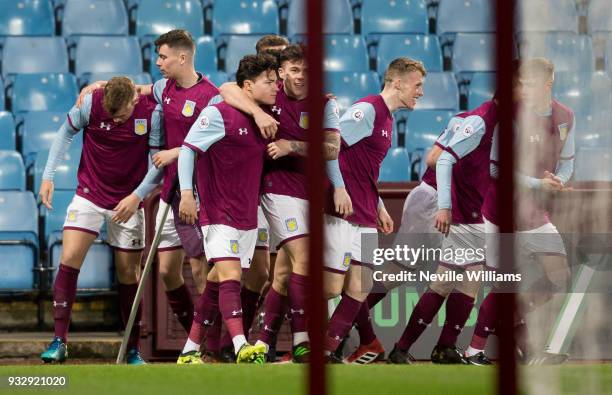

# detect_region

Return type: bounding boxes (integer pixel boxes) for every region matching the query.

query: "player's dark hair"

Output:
[103,77,136,117]
[236,54,278,88]
[279,44,305,66]
[255,35,289,54]
[154,29,195,53]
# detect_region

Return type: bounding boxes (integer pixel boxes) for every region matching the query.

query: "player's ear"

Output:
[278,66,286,80]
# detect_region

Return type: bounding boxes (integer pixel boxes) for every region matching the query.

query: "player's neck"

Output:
[379,89,398,112]
[534,97,552,115]
[175,69,199,89]
[241,89,258,108]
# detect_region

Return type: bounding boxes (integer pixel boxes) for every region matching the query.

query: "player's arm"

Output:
[219,82,278,138]
[554,115,575,186]
[377,196,393,234]
[426,116,463,169]
[40,94,92,209]
[177,106,226,225]
[113,106,165,223]
[435,116,486,235]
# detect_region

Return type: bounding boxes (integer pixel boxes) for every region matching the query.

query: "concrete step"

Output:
[0,332,121,360]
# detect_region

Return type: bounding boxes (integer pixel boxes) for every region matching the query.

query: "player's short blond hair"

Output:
[384,57,427,84]
[103,77,135,117]
[520,57,555,82]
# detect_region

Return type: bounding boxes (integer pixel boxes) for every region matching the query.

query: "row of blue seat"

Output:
[3,0,611,39]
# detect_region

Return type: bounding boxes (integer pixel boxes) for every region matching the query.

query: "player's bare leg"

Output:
[115,250,146,364]
[158,249,194,332]
[189,256,207,294]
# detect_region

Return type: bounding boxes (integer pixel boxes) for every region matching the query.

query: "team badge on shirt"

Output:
[258,229,268,243]
[342,253,352,268]
[134,119,147,135]
[285,218,298,232]
[182,100,197,117]
[299,112,309,129]
[558,123,568,141]
[352,109,365,122]
[230,240,239,254]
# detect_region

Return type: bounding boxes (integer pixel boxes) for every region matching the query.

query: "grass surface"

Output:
[0,363,610,395]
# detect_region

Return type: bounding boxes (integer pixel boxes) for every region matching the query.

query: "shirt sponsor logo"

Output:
[258,229,268,243]
[342,253,352,268]
[558,123,568,141]
[182,100,196,117]
[285,218,298,232]
[134,119,147,135]
[230,240,239,254]
[352,109,365,122]
[299,112,309,129]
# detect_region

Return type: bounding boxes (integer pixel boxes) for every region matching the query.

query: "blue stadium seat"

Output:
[0,191,38,290]
[80,72,152,88]
[213,0,279,36]
[587,0,611,34]
[405,110,454,153]
[574,147,612,181]
[415,72,458,111]
[195,36,218,72]
[606,36,612,75]
[204,71,228,87]
[452,33,496,73]
[74,36,143,79]
[360,0,428,36]
[379,147,410,182]
[62,0,128,37]
[467,72,496,109]
[376,34,442,75]
[0,78,4,109]
[553,72,611,148]
[324,71,381,115]
[10,73,78,114]
[0,112,16,150]
[0,150,26,190]
[436,0,494,35]
[324,35,368,72]
[287,0,353,36]
[33,149,81,193]
[43,190,113,290]
[1,37,69,78]
[135,0,204,38]
[520,32,594,72]
[21,111,83,168]
[222,35,264,73]
[517,0,578,34]
[0,0,55,36]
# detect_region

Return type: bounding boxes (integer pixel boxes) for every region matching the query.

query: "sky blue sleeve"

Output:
[152,79,168,105]
[555,115,575,185]
[67,93,92,131]
[435,115,464,148]
[436,151,456,210]
[207,94,223,106]
[443,115,486,160]
[489,125,499,178]
[183,106,226,153]
[339,102,376,146]
[178,147,196,191]
[324,99,340,131]
[326,159,345,187]
[133,161,164,200]
[148,104,164,148]
[42,122,80,181]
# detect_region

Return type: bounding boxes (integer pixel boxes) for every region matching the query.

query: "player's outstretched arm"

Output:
[426,145,444,169]
[219,82,278,138]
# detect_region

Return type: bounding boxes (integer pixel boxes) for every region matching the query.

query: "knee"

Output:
[430,281,453,298]
[547,267,571,291]
[246,267,269,291]
[323,282,343,300]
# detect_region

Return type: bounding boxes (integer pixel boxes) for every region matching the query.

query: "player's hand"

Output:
[152,148,179,168]
[112,193,141,224]
[434,209,452,236]
[179,191,197,225]
[333,187,353,218]
[254,109,279,139]
[76,81,106,107]
[540,176,564,192]
[267,139,292,159]
[377,205,394,234]
[325,93,337,100]
[39,180,55,210]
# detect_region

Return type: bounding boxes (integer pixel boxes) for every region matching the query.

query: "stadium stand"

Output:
[519,32,595,72]
[1,37,69,78]
[376,34,443,75]
[0,150,26,191]
[324,71,381,115]
[517,0,579,34]
[213,0,279,36]
[0,112,16,151]
[10,73,78,114]
[62,0,129,37]
[324,35,369,72]
[379,147,410,182]
[286,0,353,36]
[436,0,494,35]
[73,36,143,80]
[360,0,429,36]
[574,147,612,181]
[0,0,55,37]
[466,72,496,109]
[414,72,459,110]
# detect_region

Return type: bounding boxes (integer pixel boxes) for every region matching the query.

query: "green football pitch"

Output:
[0,364,610,395]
